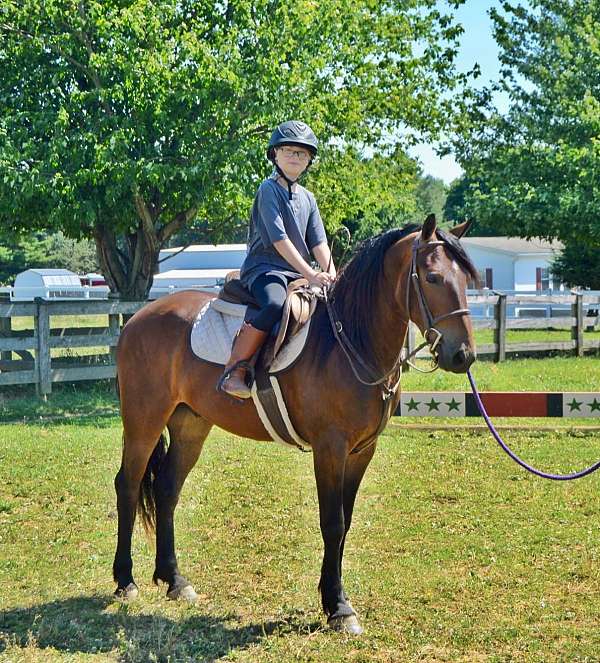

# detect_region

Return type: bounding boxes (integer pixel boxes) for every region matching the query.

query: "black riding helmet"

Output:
[267,121,318,199]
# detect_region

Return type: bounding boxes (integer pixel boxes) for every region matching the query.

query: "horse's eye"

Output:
[425,273,439,284]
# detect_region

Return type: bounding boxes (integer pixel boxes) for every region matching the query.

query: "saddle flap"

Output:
[273,279,318,358]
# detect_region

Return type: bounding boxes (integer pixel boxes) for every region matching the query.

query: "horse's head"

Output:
[387,214,477,373]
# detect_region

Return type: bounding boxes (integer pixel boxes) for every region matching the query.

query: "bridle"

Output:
[325,233,472,392]
[404,238,471,372]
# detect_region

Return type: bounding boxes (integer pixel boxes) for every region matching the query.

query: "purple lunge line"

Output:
[467,370,600,481]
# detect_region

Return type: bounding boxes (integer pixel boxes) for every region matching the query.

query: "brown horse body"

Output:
[113,216,477,633]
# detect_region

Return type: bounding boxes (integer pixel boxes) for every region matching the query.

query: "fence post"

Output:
[35,298,51,398]
[108,312,120,370]
[494,292,507,363]
[572,291,584,357]
[0,315,11,362]
[403,321,416,372]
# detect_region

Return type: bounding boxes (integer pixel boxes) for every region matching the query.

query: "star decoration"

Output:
[446,398,461,412]
[589,398,600,412]
[426,398,440,412]
[406,398,420,412]
[567,398,582,412]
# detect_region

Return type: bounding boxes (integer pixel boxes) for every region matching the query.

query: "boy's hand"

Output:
[307,271,335,288]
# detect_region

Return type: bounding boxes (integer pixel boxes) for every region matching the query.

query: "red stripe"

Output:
[478,392,548,417]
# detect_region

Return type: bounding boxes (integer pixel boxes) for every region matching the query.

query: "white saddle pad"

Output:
[190,297,311,371]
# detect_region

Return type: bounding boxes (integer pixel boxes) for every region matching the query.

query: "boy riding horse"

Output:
[218,120,336,399]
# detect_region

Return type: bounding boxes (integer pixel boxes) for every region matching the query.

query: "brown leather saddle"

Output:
[218,271,318,359]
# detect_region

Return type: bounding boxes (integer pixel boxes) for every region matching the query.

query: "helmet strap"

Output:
[274,164,298,201]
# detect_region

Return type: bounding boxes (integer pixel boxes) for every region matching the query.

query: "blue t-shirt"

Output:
[239,175,327,288]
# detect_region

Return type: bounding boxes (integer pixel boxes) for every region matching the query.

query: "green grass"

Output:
[474,328,600,345]
[1,419,600,662]
[403,355,600,392]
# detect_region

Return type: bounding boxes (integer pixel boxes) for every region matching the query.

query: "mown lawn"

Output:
[1,380,600,660]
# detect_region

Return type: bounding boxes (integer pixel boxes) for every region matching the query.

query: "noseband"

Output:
[404,239,471,372]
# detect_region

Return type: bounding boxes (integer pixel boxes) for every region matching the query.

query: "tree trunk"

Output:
[93,196,197,301]
[94,224,159,300]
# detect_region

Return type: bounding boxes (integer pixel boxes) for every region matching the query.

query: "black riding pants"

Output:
[249,273,291,332]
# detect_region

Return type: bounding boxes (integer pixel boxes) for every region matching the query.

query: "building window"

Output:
[469,267,494,290]
[536,267,551,291]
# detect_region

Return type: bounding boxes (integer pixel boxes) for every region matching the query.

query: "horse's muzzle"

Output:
[438,342,476,373]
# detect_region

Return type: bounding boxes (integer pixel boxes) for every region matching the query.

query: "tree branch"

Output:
[157,241,195,264]
[158,207,198,246]
[133,191,160,253]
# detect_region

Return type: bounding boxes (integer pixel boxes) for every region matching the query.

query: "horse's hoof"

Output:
[114,583,139,601]
[328,614,364,635]
[167,584,198,603]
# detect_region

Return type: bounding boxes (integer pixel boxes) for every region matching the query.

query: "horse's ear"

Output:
[421,214,437,241]
[449,219,473,240]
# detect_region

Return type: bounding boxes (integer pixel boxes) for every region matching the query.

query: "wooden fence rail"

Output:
[0,299,145,396]
[0,293,598,396]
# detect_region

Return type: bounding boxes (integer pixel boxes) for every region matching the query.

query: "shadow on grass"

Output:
[0,595,322,661]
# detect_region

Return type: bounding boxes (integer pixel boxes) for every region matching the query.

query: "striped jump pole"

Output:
[395,392,600,418]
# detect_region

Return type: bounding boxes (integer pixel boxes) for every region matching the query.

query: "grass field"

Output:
[1,357,600,661]
[1,419,600,662]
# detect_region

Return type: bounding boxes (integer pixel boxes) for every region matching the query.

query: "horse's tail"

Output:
[137,432,168,534]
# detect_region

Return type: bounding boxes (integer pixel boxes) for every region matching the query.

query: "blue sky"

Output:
[409,0,505,183]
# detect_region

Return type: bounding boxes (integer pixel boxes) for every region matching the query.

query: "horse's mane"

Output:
[326,224,479,368]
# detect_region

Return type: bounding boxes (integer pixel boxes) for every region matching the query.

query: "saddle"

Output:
[218,271,318,359]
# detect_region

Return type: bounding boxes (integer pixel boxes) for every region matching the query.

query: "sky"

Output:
[409,0,506,184]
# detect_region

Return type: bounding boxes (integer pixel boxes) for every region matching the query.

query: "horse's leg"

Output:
[313,436,363,635]
[153,406,212,601]
[339,442,377,601]
[113,404,174,599]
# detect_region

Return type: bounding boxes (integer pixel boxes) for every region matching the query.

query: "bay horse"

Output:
[113,214,478,634]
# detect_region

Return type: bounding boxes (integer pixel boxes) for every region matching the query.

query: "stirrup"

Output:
[216,360,255,401]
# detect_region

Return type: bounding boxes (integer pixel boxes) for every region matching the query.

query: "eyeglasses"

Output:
[278,147,311,162]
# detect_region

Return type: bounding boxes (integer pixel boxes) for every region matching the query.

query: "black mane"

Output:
[327,224,478,367]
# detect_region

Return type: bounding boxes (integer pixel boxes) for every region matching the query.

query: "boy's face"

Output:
[274,145,312,180]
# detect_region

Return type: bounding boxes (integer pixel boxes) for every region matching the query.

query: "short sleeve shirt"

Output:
[239,176,327,288]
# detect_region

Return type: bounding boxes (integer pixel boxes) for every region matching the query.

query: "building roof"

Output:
[153,269,232,279]
[461,236,563,255]
[160,244,247,254]
[24,268,78,276]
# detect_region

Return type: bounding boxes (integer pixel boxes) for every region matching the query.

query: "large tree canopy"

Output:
[454,0,600,247]
[1,0,469,298]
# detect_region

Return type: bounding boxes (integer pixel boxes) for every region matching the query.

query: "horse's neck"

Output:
[370,289,408,373]
[330,278,408,379]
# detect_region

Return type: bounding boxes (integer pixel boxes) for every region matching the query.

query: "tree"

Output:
[454,0,600,246]
[551,242,600,290]
[1,0,470,298]
[0,230,98,285]
[444,176,502,235]
[415,175,447,224]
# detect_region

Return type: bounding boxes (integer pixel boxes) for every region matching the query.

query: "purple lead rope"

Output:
[467,370,600,481]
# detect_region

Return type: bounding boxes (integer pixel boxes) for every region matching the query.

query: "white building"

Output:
[157,244,247,273]
[461,237,564,292]
[10,268,109,301]
[151,244,247,297]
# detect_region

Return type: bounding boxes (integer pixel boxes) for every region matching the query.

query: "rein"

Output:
[468,370,600,481]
